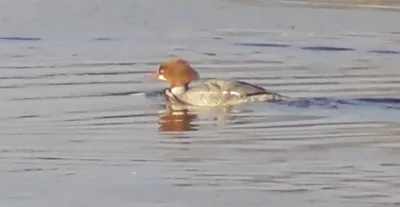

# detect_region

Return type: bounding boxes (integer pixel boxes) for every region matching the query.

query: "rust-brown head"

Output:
[154,58,200,88]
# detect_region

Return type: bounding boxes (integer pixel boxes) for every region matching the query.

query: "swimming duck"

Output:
[152,58,287,107]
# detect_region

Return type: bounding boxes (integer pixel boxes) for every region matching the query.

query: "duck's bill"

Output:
[148,72,166,80]
[148,72,158,79]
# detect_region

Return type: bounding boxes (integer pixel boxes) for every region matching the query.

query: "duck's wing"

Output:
[204,79,285,98]
[175,79,286,106]
[233,80,284,96]
[175,81,230,107]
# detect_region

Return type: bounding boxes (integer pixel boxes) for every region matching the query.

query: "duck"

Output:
[152,58,287,107]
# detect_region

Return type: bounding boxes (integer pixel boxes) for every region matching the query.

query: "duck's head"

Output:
[154,58,200,88]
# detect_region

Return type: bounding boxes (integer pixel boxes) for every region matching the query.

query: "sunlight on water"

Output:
[1,0,400,207]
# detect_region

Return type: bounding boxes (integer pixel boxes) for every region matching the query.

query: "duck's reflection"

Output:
[158,107,198,132]
[158,105,238,132]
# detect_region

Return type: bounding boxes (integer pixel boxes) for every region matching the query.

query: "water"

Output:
[1,0,400,206]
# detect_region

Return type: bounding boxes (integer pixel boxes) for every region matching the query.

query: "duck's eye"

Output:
[158,66,165,74]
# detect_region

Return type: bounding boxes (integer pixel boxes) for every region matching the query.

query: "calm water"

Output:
[1,0,400,207]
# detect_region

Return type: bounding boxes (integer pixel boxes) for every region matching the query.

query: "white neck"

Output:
[170,86,187,96]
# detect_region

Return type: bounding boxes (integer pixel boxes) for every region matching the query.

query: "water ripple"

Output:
[2,1,400,206]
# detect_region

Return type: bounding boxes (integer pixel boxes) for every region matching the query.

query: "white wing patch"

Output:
[229,91,241,96]
[222,90,241,97]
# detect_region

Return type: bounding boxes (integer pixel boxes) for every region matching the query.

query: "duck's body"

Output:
[152,58,287,107]
[165,79,286,107]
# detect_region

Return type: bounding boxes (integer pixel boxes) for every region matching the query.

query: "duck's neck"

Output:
[170,84,189,96]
